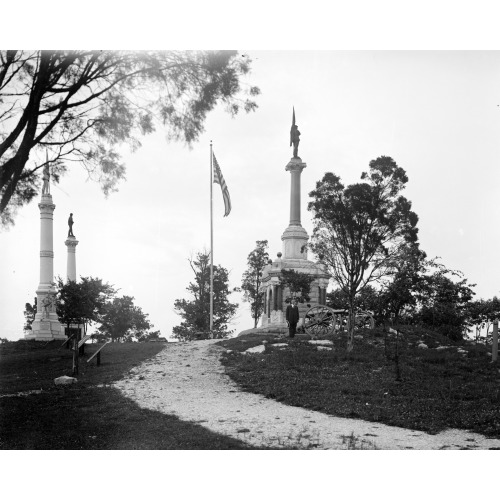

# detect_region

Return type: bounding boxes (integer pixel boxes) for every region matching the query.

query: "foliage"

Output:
[23,299,36,332]
[376,245,428,323]
[279,269,315,303]
[55,276,116,334]
[327,285,380,313]
[136,330,163,342]
[308,156,419,351]
[172,251,238,341]
[0,50,260,227]
[97,296,154,342]
[466,297,500,341]
[415,267,476,341]
[241,240,269,327]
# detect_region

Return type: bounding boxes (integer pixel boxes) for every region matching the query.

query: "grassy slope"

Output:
[0,340,256,449]
[218,327,500,437]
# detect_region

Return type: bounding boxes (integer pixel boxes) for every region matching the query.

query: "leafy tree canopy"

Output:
[55,276,116,334]
[97,295,153,342]
[241,240,269,328]
[173,251,238,341]
[0,50,259,226]
[308,156,419,351]
[279,269,315,303]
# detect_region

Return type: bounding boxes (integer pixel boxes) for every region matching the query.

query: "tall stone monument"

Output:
[64,214,84,339]
[258,110,330,332]
[26,161,65,340]
[65,213,79,281]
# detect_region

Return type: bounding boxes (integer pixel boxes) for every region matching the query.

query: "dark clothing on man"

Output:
[286,303,300,338]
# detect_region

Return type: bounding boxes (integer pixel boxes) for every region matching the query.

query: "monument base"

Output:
[26,317,66,341]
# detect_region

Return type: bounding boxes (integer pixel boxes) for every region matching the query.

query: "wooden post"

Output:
[493,321,498,363]
[97,351,101,366]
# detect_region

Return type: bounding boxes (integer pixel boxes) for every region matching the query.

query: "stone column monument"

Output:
[26,161,65,340]
[65,213,79,281]
[255,110,330,333]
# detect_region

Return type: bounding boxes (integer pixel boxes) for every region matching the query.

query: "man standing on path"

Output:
[286,298,300,338]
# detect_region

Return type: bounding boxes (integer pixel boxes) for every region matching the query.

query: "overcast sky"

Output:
[2,50,500,341]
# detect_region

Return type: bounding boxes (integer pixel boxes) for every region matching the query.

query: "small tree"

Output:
[241,240,269,327]
[416,266,476,341]
[173,251,238,341]
[279,269,315,303]
[56,276,115,374]
[98,296,153,342]
[308,156,420,352]
[23,298,37,333]
[136,330,163,342]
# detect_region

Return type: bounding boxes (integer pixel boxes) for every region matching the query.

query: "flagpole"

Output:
[210,141,214,337]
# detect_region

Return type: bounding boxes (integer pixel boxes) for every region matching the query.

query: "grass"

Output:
[218,327,500,438]
[0,340,257,449]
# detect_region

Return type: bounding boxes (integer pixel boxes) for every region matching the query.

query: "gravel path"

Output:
[113,340,500,450]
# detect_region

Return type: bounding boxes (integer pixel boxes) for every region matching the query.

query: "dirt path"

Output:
[113,340,500,450]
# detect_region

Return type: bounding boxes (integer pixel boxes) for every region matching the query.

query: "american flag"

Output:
[213,152,231,217]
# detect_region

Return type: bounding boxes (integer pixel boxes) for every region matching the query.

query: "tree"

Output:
[308,156,419,352]
[136,330,163,342]
[23,298,36,332]
[466,296,500,342]
[56,276,116,335]
[173,251,238,341]
[279,269,315,303]
[0,50,260,226]
[55,276,115,374]
[98,295,154,342]
[416,267,475,341]
[241,240,269,328]
[376,245,428,324]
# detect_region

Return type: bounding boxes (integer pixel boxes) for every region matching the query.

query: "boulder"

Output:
[269,343,288,348]
[244,345,266,354]
[54,375,77,386]
[317,346,333,351]
[308,340,334,346]
[417,343,428,349]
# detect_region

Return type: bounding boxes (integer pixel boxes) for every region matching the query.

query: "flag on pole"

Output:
[212,152,231,217]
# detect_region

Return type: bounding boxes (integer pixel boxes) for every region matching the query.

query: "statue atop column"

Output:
[290,107,301,159]
[41,162,50,195]
[68,213,74,237]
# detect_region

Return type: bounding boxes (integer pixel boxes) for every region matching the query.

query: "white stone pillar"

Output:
[286,158,306,226]
[28,193,64,340]
[282,158,309,260]
[65,237,79,281]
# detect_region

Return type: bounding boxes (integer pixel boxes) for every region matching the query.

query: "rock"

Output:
[226,349,233,354]
[354,335,363,340]
[244,345,266,354]
[417,343,428,349]
[436,346,449,350]
[54,375,77,386]
[317,346,333,351]
[308,340,333,346]
[269,343,288,348]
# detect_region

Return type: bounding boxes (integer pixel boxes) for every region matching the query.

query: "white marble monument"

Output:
[26,162,65,340]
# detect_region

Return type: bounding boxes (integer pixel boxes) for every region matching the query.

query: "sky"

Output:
[1,50,500,341]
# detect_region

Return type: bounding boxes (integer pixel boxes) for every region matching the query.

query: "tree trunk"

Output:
[346,306,355,353]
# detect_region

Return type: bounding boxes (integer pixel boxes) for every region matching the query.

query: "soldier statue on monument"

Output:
[41,162,50,195]
[68,213,75,237]
[290,107,301,158]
